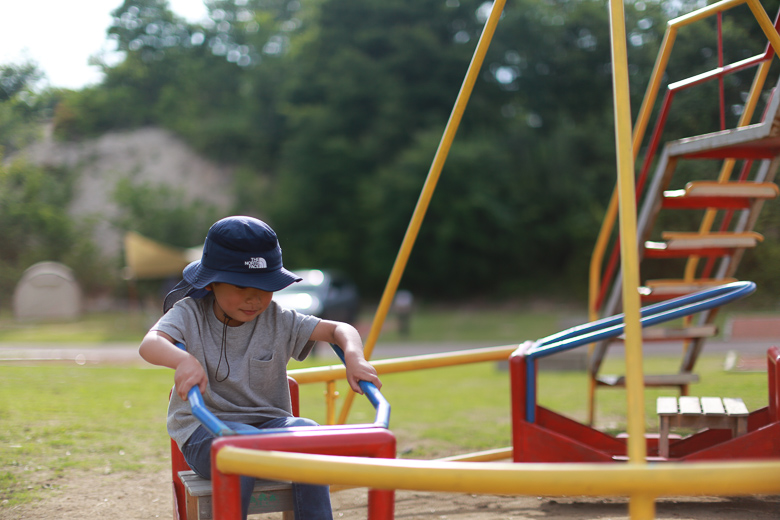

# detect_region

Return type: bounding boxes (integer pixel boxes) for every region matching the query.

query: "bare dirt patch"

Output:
[3,468,778,519]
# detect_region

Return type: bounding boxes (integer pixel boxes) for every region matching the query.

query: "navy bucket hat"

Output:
[163,216,301,313]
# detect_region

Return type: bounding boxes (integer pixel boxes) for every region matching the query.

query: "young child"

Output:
[138,215,381,520]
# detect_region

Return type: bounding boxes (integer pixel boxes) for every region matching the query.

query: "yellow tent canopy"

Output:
[123,231,201,280]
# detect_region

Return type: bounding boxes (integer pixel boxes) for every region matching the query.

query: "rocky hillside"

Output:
[13,126,235,257]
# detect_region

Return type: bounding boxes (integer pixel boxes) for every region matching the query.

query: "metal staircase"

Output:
[586,4,780,425]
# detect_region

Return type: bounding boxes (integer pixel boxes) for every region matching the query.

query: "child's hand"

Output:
[309,320,382,394]
[174,354,209,401]
[345,352,382,395]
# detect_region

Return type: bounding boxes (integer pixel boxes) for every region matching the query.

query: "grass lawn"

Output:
[0,302,571,345]
[0,310,155,343]
[0,351,770,507]
[0,365,173,506]
[0,303,773,507]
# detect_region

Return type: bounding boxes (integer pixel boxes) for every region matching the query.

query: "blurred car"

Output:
[273,269,360,324]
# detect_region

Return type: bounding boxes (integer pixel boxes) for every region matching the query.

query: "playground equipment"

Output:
[170,377,301,519]
[169,343,393,520]
[511,280,780,462]
[587,2,780,424]
[162,0,780,518]
[180,281,780,520]
[206,341,780,519]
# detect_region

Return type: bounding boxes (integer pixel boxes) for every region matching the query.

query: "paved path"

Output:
[0,337,776,366]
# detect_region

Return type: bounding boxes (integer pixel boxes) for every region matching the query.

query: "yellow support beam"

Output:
[289,345,517,385]
[338,0,508,425]
[217,447,780,498]
[607,0,647,470]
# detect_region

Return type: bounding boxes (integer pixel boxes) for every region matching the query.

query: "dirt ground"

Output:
[2,467,779,520]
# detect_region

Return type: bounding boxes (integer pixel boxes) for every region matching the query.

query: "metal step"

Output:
[639,278,738,301]
[616,324,717,341]
[596,373,700,387]
[644,231,763,258]
[662,181,779,209]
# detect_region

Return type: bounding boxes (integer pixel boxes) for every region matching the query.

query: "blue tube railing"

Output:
[329,343,391,429]
[185,380,238,436]
[174,342,390,437]
[523,281,756,422]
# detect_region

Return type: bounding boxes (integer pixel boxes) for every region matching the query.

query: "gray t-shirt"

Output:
[153,293,320,448]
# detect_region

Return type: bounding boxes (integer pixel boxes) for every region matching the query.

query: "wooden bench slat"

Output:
[723,397,749,416]
[657,396,678,415]
[700,397,726,415]
[678,396,702,415]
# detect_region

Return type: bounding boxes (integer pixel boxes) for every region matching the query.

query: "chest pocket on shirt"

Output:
[249,353,282,388]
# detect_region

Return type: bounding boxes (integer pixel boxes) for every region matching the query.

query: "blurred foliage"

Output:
[111,178,222,248]
[4,0,780,306]
[0,62,63,155]
[0,63,112,308]
[0,159,111,308]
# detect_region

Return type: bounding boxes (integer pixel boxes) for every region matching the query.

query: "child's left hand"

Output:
[344,352,382,395]
[310,320,382,394]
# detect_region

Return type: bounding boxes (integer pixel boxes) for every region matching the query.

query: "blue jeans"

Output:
[182,418,333,520]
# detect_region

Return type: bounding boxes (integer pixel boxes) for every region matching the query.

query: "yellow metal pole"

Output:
[586,24,678,428]
[217,448,780,497]
[291,345,518,385]
[747,0,780,53]
[324,380,339,426]
[673,0,746,25]
[630,494,656,520]
[588,0,768,323]
[589,0,778,328]
[587,24,677,332]
[631,27,677,155]
[607,0,647,474]
[338,0,507,424]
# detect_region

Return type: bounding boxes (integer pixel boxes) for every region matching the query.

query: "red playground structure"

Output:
[510,282,780,463]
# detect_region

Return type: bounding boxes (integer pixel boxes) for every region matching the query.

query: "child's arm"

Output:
[310,320,381,394]
[139,330,209,401]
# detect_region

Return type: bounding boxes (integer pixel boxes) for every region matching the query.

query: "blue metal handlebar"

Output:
[329,343,391,429]
[522,280,756,422]
[186,384,238,436]
[174,342,390,437]
[173,342,238,436]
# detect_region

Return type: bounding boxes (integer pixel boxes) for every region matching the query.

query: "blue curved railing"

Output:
[329,343,391,428]
[174,342,390,436]
[522,281,756,422]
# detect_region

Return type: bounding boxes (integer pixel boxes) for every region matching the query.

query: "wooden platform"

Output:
[657,396,748,459]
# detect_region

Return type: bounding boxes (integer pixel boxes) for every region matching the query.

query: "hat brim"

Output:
[183,260,302,292]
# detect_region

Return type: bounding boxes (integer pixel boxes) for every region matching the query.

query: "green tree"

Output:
[41,0,780,301]
[111,178,222,247]
[0,160,106,307]
[0,61,58,155]
[270,0,485,287]
[268,0,666,297]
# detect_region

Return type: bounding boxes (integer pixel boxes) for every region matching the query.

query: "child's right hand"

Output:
[174,354,209,401]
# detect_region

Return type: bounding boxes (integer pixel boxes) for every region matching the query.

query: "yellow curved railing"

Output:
[289,345,517,427]
[217,448,780,519]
